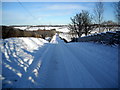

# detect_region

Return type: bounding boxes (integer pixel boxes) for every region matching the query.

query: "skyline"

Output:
[2,2,116,25]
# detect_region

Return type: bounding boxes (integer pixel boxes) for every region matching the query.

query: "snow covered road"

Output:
[1,35,118,88]
[34,35,118,88]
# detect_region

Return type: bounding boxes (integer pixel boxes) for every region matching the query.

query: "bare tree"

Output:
[68,10,92,37]
[68,14,82,37]
[94,0,104,33]
[82,10,92,36]
[68,17,78,36]
[113,1,120,24]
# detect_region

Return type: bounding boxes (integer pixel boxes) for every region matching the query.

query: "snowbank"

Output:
[59,33,72,42]
[50,34,58,44]
[1,37,48,88]
[20,38,48,51]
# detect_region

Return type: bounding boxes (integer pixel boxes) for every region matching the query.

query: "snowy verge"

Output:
[59,33,72,42]
[0,37,48,88]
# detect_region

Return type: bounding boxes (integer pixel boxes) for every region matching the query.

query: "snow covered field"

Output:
[14,26,70,33]
[1,35,118,88]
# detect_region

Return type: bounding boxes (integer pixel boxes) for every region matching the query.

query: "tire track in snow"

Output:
[34,44,57,88]
[63,42,118,88]
[42,44,71,88]
[14,43,52,88]
[36,44,71,88]
[57,42,101,88]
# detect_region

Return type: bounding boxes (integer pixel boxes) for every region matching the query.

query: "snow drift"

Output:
[1,37,48,88]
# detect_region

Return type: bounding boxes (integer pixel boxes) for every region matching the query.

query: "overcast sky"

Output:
[2,2,116,25]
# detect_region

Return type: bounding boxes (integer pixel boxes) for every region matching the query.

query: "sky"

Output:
[2,2,116,25]
[2,0,119,2]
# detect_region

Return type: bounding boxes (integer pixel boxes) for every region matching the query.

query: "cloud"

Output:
[24,3,90,12]
[2,2,93,25]
[38,12,71,17]
[45,4,88,10]
[24,3,90,18]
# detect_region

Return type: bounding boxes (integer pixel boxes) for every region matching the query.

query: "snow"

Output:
[45,37,51,41]
[1,34,118,88]
[20,38,48,51]
[56,27,70,33]
[13,26,70,33]
[50,34,59,44]
[1,37,48,88]
[14,27,28,30]
[59,33,72,42]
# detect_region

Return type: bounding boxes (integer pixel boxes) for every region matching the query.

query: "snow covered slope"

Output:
[1,37,48,88]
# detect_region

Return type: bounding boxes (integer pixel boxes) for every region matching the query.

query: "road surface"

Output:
[14,35,118,88]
